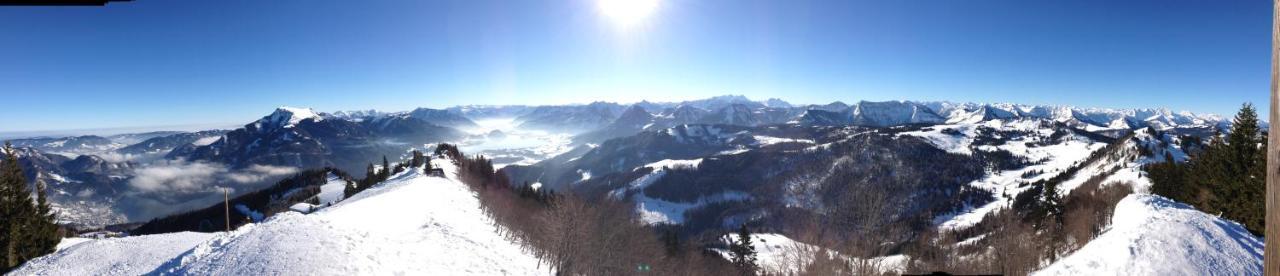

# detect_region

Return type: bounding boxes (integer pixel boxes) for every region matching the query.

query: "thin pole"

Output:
[1266,0,1279,274]
[224,187,230,232]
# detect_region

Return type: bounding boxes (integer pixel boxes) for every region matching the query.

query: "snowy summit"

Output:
[259,106,324,129]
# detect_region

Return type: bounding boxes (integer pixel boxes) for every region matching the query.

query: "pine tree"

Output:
[729,224,758,275]
[343,179,358,198]
[1040,179,1064,226]
[0,142,58,272]
[1148,103,1269,235]
[0,143,15,271]
[410,151,425,168]
[30,180,58,258]
[381,156,390,180]
[1222,103,1265,234]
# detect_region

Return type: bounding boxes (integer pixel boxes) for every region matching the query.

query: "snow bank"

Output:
[11,232,215,276]
[1035,194,1262,276]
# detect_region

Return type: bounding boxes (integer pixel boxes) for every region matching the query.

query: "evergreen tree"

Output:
[1223,103,1264,233]
[343,179,358,198]
[1146,103,1268,235]
[410,151,425,168]
[30,180,58,257]
[728,224,758,275]
[1039,179,1064,226]
[381,156,391,179]
[361,163,376,190]
[0,142,58,272]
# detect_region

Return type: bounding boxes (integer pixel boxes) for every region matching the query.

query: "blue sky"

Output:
[0,0,1270,133]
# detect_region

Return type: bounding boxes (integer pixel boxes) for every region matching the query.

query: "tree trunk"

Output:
[1266,0,1280,275]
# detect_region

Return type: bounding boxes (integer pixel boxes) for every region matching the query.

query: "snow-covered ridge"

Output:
[14,158,549,275]
[1035,194,1262,276]
[923,102,1227,130]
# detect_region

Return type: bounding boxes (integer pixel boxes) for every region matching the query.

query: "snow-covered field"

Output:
[1035,194,1262,276]
[14,159,550,275]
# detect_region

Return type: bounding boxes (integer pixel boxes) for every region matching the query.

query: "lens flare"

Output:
[596,0,659,28]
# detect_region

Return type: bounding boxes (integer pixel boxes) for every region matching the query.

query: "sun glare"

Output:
[596,0,659,28]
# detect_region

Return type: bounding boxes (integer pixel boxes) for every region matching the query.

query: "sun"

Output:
[596,0,659,28]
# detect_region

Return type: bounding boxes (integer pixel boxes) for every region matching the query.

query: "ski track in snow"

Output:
[15,159,550,276]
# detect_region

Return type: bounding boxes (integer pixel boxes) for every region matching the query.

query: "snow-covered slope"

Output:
[14,159,549,275]
[1035,194,1262,276]
[10,232,215,275]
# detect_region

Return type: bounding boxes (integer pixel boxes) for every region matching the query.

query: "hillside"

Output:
[12,158,549,275]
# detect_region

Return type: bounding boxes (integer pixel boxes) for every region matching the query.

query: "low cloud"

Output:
[129,161,228,193]
[128,161,299,194]
[97,152,142,163]
[227,164,299,184]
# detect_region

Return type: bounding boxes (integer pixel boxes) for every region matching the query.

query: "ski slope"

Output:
[1035,194,1262,276]
[13,159,550,275]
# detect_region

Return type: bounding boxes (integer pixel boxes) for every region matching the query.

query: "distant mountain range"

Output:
[0,95,1231,229]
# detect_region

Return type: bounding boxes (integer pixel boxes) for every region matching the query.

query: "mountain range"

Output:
[0,96,1231,228]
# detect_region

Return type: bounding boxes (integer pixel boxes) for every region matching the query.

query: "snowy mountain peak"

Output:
[765,98,792,108]
[612,105,655,128]
[850,101,945,126]
[260,107,323,129]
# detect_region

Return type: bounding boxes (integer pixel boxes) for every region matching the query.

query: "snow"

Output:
[16,158,550,275]
[642,158,703,170]
[716,233,905,275]
[607,158,740,225]
[262,106,323,129]
[315,172,347,205]
[1101,165,1153,194]
[1035,194,1262,276]
[54,237,93,251]
[288,202,317,213]
[11,232,216,276]
[191,136,221,146]
[899,124,977,155]
[752,135,816,146]
[634,192,749,225]
[930,120,1109,231]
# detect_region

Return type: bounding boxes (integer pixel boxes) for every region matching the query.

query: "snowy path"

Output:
[14,159,550,275]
